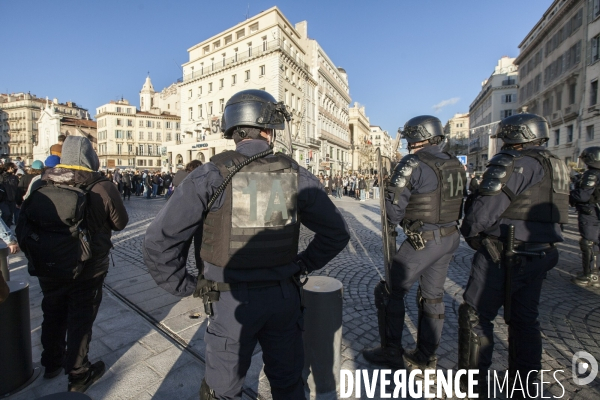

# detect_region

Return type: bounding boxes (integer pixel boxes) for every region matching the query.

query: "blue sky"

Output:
[0,0,551,137]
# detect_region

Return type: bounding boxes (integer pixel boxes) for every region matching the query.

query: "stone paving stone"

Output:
[85,363,162,400]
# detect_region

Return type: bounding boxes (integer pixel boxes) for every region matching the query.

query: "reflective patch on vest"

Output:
[441,168,466,200]
[549,157,570,194]
[231,172,298,228]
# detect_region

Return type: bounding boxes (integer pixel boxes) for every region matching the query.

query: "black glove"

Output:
[466,236,482,251]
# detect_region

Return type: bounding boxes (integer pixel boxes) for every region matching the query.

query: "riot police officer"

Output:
[143,89,349,399]
[363,115,466,370]
[459,114,569,397]
[570,146,600,287]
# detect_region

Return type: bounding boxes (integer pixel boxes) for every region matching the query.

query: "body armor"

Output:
[579,169,600,204]
[479,148,570,224]
[201,151,300,269]
[400,151,466,224]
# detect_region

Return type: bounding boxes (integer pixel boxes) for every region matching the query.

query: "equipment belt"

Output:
[210,277,293,292]
[512,242,554,252]
[421,226,458,240]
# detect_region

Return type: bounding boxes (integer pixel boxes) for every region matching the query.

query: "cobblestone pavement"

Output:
[11,192,600,399]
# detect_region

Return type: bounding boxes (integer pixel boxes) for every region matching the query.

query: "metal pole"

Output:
[302,276,343,400]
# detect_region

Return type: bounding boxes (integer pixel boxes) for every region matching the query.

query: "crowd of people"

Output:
[318,172,380,200]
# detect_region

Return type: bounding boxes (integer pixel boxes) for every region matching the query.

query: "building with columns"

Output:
[348,103,371,172]
[94,77,181,170]
[170,6,350,175]
[370,125,393,168]
[443,112,470,156]
[468,56,519,172]
[0,93,90,164]
[34,104,97,161]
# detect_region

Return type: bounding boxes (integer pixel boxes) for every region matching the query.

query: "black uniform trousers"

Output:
[578,212,600,243]
[463,246,559,374]
[204,279,304,400]
[385,230,460,353]
[38,272,105,375]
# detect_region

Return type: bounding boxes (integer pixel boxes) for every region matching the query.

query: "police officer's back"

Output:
[570,146,600,287]
[459,114,569,394]
[143,90,349,400]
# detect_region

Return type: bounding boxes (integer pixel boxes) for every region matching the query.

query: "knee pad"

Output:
[580,238,595,252]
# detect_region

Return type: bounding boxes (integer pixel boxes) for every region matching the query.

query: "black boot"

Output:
[68,361,105,393]
[403,347,437,369]
[362,344,406,369]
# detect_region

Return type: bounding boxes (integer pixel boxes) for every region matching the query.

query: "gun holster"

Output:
[402,220,426,251]
[481,237,502,264]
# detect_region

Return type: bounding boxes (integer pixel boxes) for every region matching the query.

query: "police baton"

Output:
[504,225,546,324]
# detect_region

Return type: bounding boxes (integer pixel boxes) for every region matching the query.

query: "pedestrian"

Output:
[468,173,480,194]
[0,162,19,226]
[16,136,128,393]
[143,170,151,199]
[0,208,20,282]
[50,134,66,156]
[343,175,349,196]
[570,146,600,287]
[143,89,349,400]
[113,168,123,194]
[363,115,466,372]
[122,170,132,201]
[458,114,568,395]
[151,171,161,197]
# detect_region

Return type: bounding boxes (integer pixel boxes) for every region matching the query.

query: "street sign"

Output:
[457,155,467,165]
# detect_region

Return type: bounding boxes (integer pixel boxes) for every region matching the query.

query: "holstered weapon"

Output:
[402,220,425,251]
[503,225,547,324]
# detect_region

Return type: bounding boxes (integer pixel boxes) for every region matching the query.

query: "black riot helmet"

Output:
[580,146,600,169]
[221,89,291,139]
[400,115,445,149]
[492,113,549,145]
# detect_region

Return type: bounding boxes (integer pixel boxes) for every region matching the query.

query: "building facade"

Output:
[171,6,350,176]
[444,112,470,157]
[370,125,393,165]
[94,77,181,170]
[35,104,97,161]
[0,93,90,164]
[516,0,587,164]
[348,103,371,172]
[468,56,519,172]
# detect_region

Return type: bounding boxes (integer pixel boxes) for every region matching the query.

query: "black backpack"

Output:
[16,179,104,279]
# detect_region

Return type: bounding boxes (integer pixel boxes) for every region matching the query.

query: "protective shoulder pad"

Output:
[479,152,516,195]
[581,169,600,188]
[389,154,419,188]
[210,151,248,170]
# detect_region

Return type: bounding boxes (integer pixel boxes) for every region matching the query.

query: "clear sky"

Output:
[1,0,552,137]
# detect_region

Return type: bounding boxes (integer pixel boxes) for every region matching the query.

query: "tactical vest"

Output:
[404,151,466,224]
[500,149,570,224]
[200,151,300,269]
[579,169,600,204]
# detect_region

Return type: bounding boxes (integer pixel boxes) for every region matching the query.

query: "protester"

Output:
[17,136,128,393]
[50,134,66,156]
[1,162,19,226]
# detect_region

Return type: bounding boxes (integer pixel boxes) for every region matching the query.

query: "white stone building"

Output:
[171,6,350,175]
[348,103,371,173]
[94,77,181,170]
[516,0,587,164]
[444,112,470,157]
[468,56,519,172]
[0,93,90,163]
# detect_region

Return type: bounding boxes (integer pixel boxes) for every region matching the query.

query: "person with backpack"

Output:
[17,136,128,393]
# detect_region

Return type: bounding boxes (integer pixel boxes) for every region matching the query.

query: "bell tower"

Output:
[140,75,155,112]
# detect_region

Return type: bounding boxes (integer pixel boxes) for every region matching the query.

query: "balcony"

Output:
[502,79,516,86]
[182,39,310,83]
[307,137,321,147]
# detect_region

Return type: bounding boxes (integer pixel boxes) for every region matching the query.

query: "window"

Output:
[166,133,172,141]
[501,109,514,118]
[219,78,224,89]
[234,48,238,62]
[148,132,153,141]
[595,0,600,19]
[126,131,133,140]
[128,144,133,154]
[567,126,573,142]
[220,99,224,113]
[224,34,232,45]
[116,107,122,113]
[236,29,245,40]
[587,125,595,141]
[569,83,577,104]
[591,81,598,106]
[139,132,144,140]
[259,65,265,76]
[502,94,514,103]
[249,22,259,33]
[198,86,202,96]
[166,121,172,129]
[127,119,133,127]
[156,122,161,129]
[262,37,267,51]
[209,102,213,115]
[232,74,237,85]
[148,145,153,156]
[247,43,252,57]
[222,54,226,67]
[188,89,193,98]
[198,104,203,118]
[203,45,210,54]
[245,70,250,80]
[556,91,562,110]
[213,40,220,50]
[138,144,144,155]
[139,120,144,127]
[116,118,122,126]
[157,133,162,142]
[209,82,213,92]
[126,108,131,114]
[149,160,154,167]
[146,120,153,128]
[117,144,122,155]
[115,130,124,139]
[189,107,193,121]
[592,35,600,63]
[554,130,560,146]
[176,122,180,129]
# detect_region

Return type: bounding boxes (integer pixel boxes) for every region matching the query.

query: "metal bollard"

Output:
[302,276,343,399]
[0,280,40,396]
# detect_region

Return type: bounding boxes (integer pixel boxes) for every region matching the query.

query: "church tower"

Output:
[139,75,155,112]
